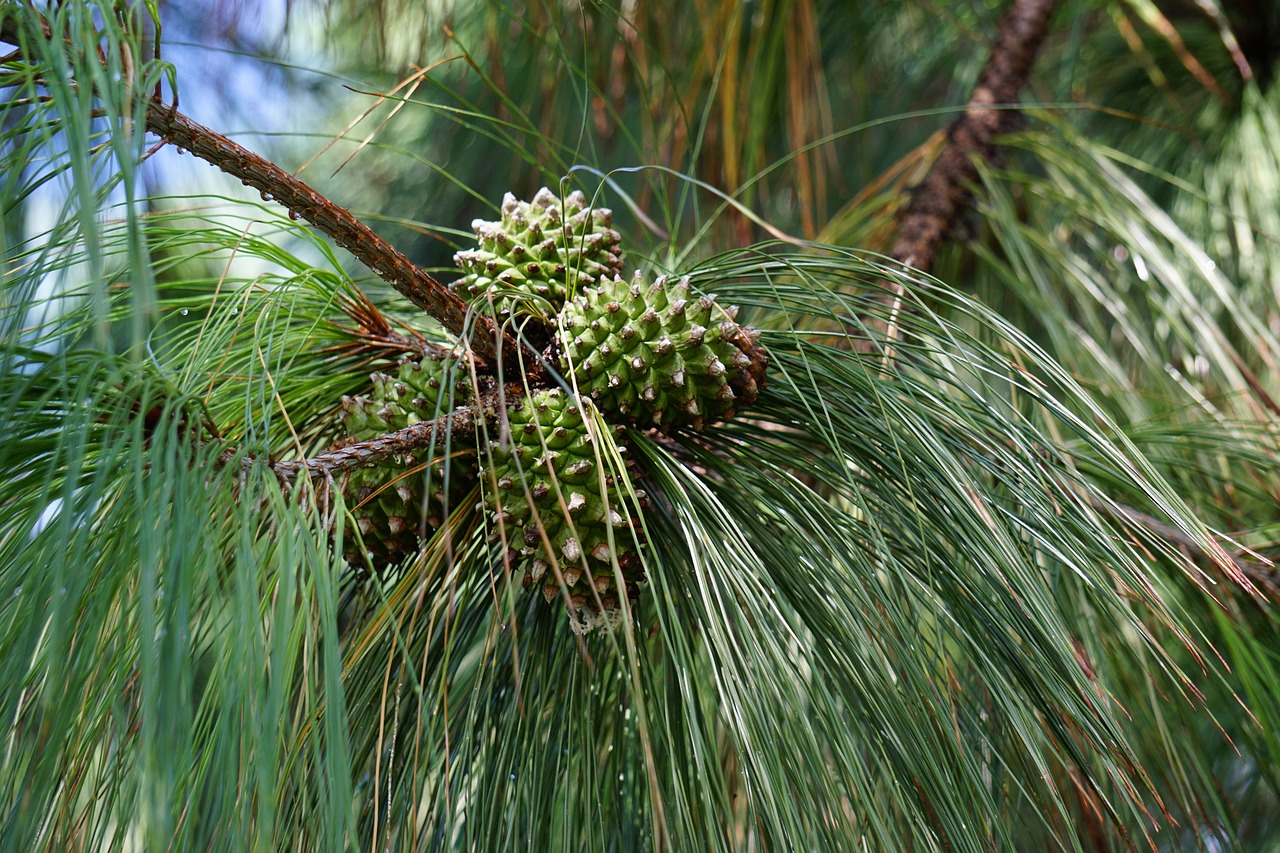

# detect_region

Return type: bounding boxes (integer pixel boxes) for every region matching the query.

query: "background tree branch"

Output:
[887,0,1061,276]
[849,0,1277,600]
[1093,497,1277,596]
[860,0,1061,344]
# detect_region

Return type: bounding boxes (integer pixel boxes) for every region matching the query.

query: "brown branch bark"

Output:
[891,0,1060,272]
[273,393,500,483]
[0,13,521,368]
[864,0,1061,339]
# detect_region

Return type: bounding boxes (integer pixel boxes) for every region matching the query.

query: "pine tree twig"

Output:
[0,12,521,369]
[332,288,462,364]
[338,324,452,363]
[273,393,499,483]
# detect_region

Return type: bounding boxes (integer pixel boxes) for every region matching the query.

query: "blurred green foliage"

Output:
[4,1,1280,850]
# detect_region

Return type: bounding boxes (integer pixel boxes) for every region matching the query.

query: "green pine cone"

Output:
[339,355,473,436]
[340,459,455,568]
[337,355,474,571]
[454,188,624,322]
[483,388,643,629]
[557,273,767,429]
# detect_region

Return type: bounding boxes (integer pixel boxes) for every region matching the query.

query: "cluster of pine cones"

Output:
[336,188,767,631]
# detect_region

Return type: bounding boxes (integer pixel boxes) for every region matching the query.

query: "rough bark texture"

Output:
[274,393,498,482]
[889,0,1060,275]
[854,0,1059,352]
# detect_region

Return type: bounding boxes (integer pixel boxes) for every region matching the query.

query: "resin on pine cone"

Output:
[483,387,643,629]
[337,355,475,569]
[454,188,624,321]
[558,274,768,429]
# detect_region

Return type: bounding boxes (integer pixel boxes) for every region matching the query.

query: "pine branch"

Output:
[0,11,521,368]
[143,105,519,367]
[272,392,499,483]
